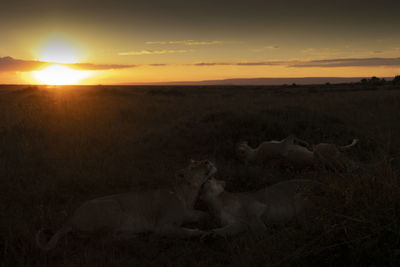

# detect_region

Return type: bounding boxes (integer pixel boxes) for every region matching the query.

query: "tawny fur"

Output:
[236,135,308,164]
[36,160,217,250]
[237,136,358,171]
[201,178,322,237]
[313,139,359,171]
[281,144,315,169]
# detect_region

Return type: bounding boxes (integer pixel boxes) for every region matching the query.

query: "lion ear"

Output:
[237,142,248,150]
[220,180,226,188]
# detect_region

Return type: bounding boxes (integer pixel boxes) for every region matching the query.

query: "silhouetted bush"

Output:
[360,76,387,86]
[393,75,400,85]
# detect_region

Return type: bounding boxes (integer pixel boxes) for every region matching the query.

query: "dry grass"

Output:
[1,84,400,266]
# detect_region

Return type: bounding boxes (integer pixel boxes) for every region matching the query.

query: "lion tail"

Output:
[36,226,73,251]
[339,139,359,152]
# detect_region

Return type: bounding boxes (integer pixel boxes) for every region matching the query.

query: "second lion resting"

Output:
[200,178,323,237]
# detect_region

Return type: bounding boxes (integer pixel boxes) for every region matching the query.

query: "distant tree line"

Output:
[393,75,400,85]
[360,75,400,86]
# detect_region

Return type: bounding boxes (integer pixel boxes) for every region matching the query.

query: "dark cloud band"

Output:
[0,56,135,72]
[288,57,400,68]
[2,56,400,73]
[190,58,400,68]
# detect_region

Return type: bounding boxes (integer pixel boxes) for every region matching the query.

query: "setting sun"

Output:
[32,65,92,85]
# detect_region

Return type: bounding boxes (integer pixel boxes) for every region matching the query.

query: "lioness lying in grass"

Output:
[237,136,358,171]
[36,160,217,250]
[313,139,359,171]
[200,178,322,237]
[236,135,310,164]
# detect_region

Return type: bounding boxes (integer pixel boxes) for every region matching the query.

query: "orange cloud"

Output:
[253,45,280,52]
[118,49,190,56]
[265,45,279,49]
[145,40,230,45]
[73,63,136,70]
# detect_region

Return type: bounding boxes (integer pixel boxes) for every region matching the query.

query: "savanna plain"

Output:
[1,82,400,266]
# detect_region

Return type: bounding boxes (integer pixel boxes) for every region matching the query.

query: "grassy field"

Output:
[1,83,400,266]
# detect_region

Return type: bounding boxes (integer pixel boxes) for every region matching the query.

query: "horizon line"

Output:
[0,76,396,87]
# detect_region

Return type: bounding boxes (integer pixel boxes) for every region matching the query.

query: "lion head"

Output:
[175,160,217,187]
[202,178,226,197]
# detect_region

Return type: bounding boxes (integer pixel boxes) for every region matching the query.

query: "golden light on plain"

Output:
[33,65,92,85]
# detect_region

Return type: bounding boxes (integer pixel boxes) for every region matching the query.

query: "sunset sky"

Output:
[1,0,400,84]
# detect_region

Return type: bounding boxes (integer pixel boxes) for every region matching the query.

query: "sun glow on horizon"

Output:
[33,65,92,85]
[32,35,93,84]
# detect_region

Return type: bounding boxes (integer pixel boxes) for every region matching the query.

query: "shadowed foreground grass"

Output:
[1,84,400,266]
